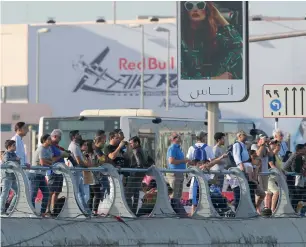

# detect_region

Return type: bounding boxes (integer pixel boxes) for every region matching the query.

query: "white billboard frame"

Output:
[176,1,249,103]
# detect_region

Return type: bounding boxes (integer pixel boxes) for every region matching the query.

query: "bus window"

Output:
[138,132,155,162]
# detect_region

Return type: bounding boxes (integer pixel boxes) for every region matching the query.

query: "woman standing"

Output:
[80,140,94,213]
[88,137,108,216]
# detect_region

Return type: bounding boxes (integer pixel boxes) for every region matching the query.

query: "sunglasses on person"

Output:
[184,1,206,11]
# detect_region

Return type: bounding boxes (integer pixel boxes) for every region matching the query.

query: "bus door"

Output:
[138,132,156,164]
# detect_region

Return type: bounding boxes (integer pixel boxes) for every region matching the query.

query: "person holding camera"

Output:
[250,134,272,208]
[104,131,130,182]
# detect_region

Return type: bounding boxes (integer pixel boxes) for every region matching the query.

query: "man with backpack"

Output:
[186,131,219,214]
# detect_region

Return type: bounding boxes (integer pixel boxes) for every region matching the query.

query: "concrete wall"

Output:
[0,103,52,151]
[0,24,28,86]
[1,217,306,247]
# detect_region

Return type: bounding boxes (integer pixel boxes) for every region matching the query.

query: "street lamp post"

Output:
[154,26,171,111]
[36,28,50,104]
[113,1,117,24]
[129,24,145,109]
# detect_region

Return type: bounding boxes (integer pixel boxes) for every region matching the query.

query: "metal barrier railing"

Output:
[0,161,303,219]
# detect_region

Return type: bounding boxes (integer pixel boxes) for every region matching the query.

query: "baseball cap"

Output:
[258,134,268,139]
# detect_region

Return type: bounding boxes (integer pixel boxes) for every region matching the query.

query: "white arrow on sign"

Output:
[272,101,280,110]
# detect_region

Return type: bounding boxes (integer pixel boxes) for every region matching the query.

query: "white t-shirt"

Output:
[187,143,215,199]
[186,143,215,161]
[11,134,27,166]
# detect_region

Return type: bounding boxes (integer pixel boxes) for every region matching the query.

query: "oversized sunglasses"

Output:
[184,1,206,11]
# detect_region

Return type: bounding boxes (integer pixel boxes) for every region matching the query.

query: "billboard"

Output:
[177,1,249,102]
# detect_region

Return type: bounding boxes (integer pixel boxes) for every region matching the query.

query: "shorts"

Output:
[48,173,64,193]
[255,184,266,197]
[267,176,279,194]
[258,175,268,192]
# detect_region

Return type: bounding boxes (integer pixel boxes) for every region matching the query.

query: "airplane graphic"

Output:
[72,47,132,93]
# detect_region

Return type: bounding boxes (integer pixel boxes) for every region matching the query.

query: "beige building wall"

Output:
[0,103,52,160]
[0,24,29,86]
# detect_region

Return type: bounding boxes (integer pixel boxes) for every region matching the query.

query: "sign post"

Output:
[176,1,249,145]
[263,84,306,118]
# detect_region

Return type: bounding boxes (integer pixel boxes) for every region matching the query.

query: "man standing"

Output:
[11,122,29,167]
[125,136,149,214]
[104,131,129,180]
[167,132,190,200]
[186,131,214,213]
[232,131,253,210]
[212,132,228,187]
[47,129,70,215]
[68,130,89,213]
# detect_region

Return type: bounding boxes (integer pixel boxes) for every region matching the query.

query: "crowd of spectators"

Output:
[1,122,305,217]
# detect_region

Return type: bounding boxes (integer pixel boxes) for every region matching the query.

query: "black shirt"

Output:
[103,144,128,168]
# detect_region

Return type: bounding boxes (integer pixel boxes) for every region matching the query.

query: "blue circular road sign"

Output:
[270,99,282,112]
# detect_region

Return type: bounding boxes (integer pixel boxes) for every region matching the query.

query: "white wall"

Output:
[0,24,28,86]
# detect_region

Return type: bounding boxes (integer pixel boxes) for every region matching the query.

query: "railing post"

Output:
[228,167,257,218]
[270,168,297,217]
[189,167,220,218]
[54,163,86,218]
[147,166,175,217]
[2,162,37,217]
[101,163,136,218]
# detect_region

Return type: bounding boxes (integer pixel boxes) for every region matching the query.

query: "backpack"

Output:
[227,142,243,168]
[193,144,208,161]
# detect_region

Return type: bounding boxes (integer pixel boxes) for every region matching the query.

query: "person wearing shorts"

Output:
[251,134,272,208]
[266,141,283,213]
[47,129,70,215]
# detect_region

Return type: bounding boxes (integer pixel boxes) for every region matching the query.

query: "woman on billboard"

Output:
[181,1,243,80]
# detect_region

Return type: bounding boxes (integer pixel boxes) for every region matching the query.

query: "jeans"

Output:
[75,172,89,212]
[88,184,103,212]
[100,175,110,200]
[30,174,49,214]
[125,173,145,214]
[233,186,241,211]
[0,173,18,213]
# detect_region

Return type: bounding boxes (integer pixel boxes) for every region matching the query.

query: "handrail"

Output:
[0,162,301,219]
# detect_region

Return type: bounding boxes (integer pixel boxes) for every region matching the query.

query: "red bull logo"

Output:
[119,57,176,71]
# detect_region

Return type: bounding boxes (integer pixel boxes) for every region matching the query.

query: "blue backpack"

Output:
[193,144,208,161]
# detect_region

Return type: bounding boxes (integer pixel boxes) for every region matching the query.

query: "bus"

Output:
[38,109,259,167]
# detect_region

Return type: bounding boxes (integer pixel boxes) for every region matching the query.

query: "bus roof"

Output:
[79,109,158,117]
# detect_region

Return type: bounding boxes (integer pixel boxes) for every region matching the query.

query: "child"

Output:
[0,140,20,214]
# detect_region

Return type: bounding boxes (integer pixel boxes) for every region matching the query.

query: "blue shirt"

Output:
[278,141,288,158]
[233,142,250,165]
[167,144,186,169]
[47,144,64,176]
